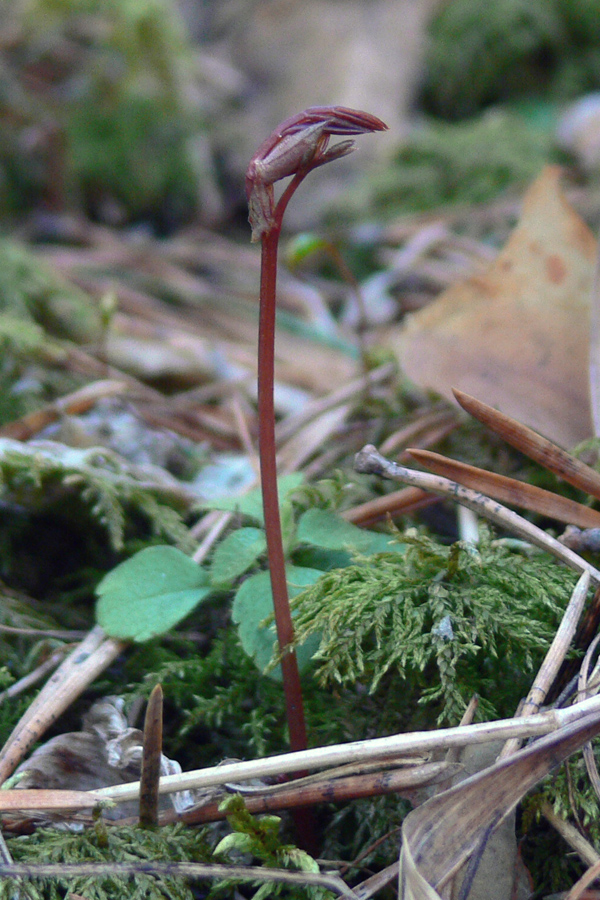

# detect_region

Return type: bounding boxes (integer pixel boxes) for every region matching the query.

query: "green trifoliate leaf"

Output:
[96,545,212,641]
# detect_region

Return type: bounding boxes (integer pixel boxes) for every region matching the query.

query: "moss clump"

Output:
[291,528,577,724]
[423,0,600,120]
[3,824,213,900]
[1,0,205,226]
[340,110,555,221]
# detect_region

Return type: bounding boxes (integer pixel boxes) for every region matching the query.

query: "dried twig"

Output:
[91,695,600,805]
[170,761,458,827]
[499,570,590,759]
[0,626,126,785]
[0,862,358,899]
[542,800,600,868]
[408,448,600,529]
[353,445,600,584]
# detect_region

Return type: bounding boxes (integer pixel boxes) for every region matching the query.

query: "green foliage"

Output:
[209,527,267,588]
[228,506,403,679]
[287,470,366,518]
[232,566,323,680]
[0,241,102,344]
[320,795,408,873]
[0,669,32,749]
[0,438,195,552]
[291,528,577,723]
[423,0,600,119]
[296,509,397,556]
[124,629,288,765]
[536,748,600,852]
[0,239,104,426]
[200,478,405,678]
[96,546,212,641]
[213,795,333,900]
[2,823,213,900]
[1,0,205,224]
[203,474,305,529]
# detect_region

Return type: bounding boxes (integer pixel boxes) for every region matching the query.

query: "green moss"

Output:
[423,0,600,119]
[0,240,103,426]
[291,528,577,724]
[340,110,555,221]
[0,242,102,344]
[1,0,205,225]
[3,824,213,900]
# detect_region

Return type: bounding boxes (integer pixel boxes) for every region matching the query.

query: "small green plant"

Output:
[422,0,600,119]
[0,438,193,553]
[2,0,204,224]
[2,823,213,900]
[213,794,334,900]
[95,476,402,668]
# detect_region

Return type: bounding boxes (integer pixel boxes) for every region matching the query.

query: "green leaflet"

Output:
[96,545,211,641]
[296,507,403,555]
[232,565,322,680]
[209,527,267,586]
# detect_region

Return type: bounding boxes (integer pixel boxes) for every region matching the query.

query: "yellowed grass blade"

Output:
[453,388,600,501]
[407,447,600,528]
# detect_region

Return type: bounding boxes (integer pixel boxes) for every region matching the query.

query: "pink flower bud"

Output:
[246,106,388,241]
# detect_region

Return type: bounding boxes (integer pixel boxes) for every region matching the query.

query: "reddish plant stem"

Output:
[258,176,308,755]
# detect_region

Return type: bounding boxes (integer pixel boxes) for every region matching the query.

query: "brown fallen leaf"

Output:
[387,166,596,447]
[399,707,600,899]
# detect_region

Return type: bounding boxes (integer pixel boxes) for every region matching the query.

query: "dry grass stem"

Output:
[589,237,600,439]
[275,361,395,443]
[353,862,400,900]
[499,570,590,759]
[173,761,458,827]
[0,380,130,441]
[342,486,435,526]
[192,510,236,564]
[354,445,600,584]
[0,790,104,811]
[542,800,600,868]
[578,634,600,802]
[0,648,67,704]
[279,406,350,472]
[0,862,358,899]
[0,626,126,784]
[92,695,600,805]
[566,857,600,900]
[379,408,458,457]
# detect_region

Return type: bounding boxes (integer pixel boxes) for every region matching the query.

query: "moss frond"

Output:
[291,528,577,723]
[0,438,195,552]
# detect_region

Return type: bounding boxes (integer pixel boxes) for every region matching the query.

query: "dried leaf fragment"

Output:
[388,166,596,447]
